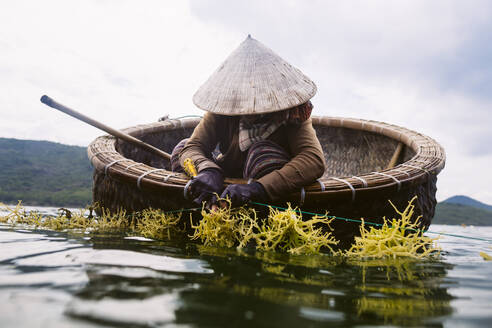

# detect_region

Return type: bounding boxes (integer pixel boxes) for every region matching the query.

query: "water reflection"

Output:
[353,258,454,326]
[181,244,454,326]
[1,223,458,327]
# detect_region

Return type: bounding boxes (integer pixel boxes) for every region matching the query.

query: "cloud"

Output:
[0,0,239,145]
[0,0,491,203]
[189,1,492,152]
[188,0,492,203]
[189,1,492,99]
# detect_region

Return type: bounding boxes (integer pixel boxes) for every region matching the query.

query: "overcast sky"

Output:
[1,0,491,204]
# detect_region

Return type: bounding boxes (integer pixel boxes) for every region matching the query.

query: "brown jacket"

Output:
[179,113,326,200]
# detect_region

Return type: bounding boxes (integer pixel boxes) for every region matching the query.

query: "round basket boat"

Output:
[88,116,445,243]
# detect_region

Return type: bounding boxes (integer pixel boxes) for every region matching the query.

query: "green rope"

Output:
[251,201,385,227]
[423,231,492,243]
[252,201,492,243]
[164,201,492,244]
[162,207,201,215]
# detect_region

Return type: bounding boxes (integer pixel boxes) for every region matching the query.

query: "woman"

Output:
[172,36,326,208]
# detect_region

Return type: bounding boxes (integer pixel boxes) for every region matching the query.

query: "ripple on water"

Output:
[73,249,214,274]
[298,306,345,322]
[66,294,179,327]
[1,219,492,327]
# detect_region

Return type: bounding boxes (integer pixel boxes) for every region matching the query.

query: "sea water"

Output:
[1,206,491,327]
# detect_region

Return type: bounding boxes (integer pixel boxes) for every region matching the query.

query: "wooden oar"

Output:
[40,95,171,160]
[386,142,404,169]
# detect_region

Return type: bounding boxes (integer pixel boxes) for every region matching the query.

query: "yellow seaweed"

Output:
[0,202,181,239]
[345,196,440,259]
[136,208,182,240]
[189,200,258,248]
[479,252,492,261]
[2,195,441,259]
[183,158,198,178]
[254,205,338,255]
[189,201,338,254]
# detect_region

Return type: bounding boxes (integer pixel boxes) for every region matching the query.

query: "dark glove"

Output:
[185,168,224,206]
[220,182,268,207]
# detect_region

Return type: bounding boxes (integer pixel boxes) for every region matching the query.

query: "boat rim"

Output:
[87,116,445,204]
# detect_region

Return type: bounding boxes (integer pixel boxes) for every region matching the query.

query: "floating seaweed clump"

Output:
[190,201,258,248]
[480,252,492,261]
[0,201,43,226]
[345,196,440,259]
[136,208,182,240]
[190,201,338,255]
[0,201,181,238]
[1,196,440,258]
[0,201,134,231]
[254,205,338,255]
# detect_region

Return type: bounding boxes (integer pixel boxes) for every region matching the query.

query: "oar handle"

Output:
[40,95,171,160]
[386,142,404,169]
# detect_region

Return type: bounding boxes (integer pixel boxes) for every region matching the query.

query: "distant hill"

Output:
[433,202,492,226]
[0,138,92,207]
[443,195,492,212]
[433,195,492,226]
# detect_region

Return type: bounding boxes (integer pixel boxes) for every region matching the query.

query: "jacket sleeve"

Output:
[257,118,326,200]
[179,113,222,173]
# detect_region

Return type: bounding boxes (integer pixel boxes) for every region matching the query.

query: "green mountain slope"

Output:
[0,138,92,206]
[432,202,492,226]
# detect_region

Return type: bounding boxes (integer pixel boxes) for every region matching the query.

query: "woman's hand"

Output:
[219,182,268,207]
[185,168,224,207]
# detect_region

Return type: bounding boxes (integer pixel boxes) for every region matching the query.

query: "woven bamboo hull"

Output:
[89,116,445,243]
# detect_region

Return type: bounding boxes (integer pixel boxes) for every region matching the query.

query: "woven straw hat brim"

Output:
[193,36,317,116]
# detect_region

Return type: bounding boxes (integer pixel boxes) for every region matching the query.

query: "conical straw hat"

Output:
[193,35,317,116]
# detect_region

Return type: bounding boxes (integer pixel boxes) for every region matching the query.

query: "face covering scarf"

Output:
[238,101,313,152]
[238,114,285,152]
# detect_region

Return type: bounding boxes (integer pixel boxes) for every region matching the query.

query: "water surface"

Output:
[1,206,491,327]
